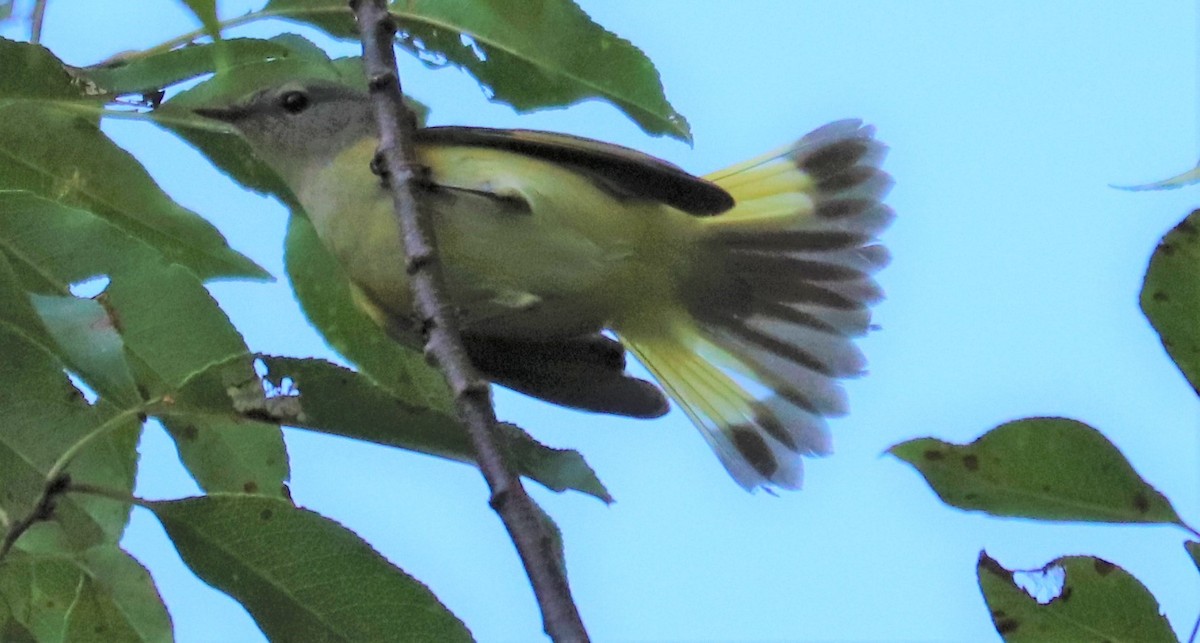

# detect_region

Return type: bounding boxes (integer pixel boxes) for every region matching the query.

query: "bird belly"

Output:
[296,139,701,344]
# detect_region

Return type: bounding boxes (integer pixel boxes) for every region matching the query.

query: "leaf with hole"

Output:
[977,552,1174,642]
[249,355,610,500]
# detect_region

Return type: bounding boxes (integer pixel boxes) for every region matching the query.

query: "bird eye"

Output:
[280,91,310,114]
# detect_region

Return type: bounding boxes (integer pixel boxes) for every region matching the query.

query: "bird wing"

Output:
[415,126,735,216]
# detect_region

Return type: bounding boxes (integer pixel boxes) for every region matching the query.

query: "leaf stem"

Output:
[45,402,153,484]
[348,1,589,640]
[67,481,150,509]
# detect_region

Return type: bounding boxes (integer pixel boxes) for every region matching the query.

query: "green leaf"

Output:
[284,213,451,408]
[254,355,611,501]
[0,325,140,551]
[0,38,266,280]
[159,414,290,498]
[29,294,140,408]
[1186,541,1200,575]
[977,552,1174,642]
[180,0,221,39]
[0,248,60,362]
[82,39,294,95]
[150,353,291,498]
[150,495,471,642]
[889,417,1181,524]
[0,545,171,643]
[1141,208,1200,396]
[0,548,79,641]
[106,262,249,391]
[0,2,13,22]
[259,0,689,140]
[0,605,37,643]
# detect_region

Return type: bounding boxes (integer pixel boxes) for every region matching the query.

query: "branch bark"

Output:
[347,2,589,641]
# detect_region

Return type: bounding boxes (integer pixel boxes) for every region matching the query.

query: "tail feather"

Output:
[617,119,891,491]
[624,329,824,489]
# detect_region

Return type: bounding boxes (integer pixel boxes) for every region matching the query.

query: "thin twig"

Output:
[29,0,47,43]
[0,472,69,561]
[0,402,150,563]
[347,2,588,640]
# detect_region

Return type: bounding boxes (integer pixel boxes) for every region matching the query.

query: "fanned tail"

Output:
[619,120,892,490]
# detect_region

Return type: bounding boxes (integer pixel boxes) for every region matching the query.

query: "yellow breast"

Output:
[295,137,702,343]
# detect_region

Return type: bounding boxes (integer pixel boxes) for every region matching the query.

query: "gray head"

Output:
[194,80,375,185]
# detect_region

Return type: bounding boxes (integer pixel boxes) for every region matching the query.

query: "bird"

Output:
[193,80,892,491]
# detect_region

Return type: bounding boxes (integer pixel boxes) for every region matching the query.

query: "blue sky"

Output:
[6,1,1199,640]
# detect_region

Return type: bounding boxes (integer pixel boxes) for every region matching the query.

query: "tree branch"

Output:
[347,2,589,641]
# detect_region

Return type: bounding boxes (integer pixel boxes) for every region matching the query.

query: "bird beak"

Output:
[192,104,248,123]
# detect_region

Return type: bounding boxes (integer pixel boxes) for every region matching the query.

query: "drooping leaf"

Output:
[0,38,265,280]
[0,325,140,551]
[0,545,171,643]
[889,417,1181,524]
[1113,161,1200,191]
[1141,208,1200,396]
[254,355,611,501]
[258,0,690,140]
[977,552,1174,642]
[150,495,471,642]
